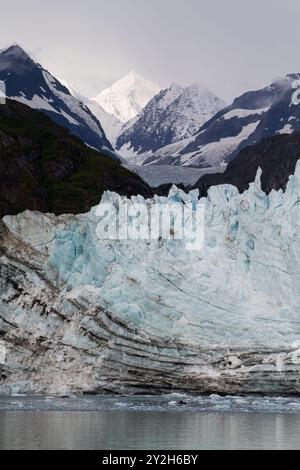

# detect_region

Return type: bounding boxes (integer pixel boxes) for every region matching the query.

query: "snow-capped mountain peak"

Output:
[110,70,147,90]
[0,44,113,151]
[116,82,226,159]
[0,44,35,74]
[92,71,162,123]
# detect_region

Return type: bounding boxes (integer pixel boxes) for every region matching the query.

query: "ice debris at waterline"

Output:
[1,164,300,394]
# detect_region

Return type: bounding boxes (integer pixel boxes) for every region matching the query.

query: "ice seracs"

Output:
[2,163,300,394]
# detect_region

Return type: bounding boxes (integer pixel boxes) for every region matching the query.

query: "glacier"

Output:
[1,164,300,394]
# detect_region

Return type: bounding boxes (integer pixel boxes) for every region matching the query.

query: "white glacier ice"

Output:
[44,164,300,348]
[1,164,300,394]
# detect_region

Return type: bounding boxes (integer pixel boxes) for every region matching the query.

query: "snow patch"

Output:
[223,107,269,120]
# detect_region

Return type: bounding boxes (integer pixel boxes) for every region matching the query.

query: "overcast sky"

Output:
[1,0,300,102]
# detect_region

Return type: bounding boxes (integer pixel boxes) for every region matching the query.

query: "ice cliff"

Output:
[1,163,300,395]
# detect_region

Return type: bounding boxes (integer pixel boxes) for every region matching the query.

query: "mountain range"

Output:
[56,71,162,146]
[2,96,300,220]
[0,99,152,218]
[116,83,226,161]
[103,69,300,175]
[56,78,124,146]
[127,74,300,168]
[172,74,300,168]
[3,44,300,185]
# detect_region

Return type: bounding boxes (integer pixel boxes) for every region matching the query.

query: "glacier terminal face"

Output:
[1,165,300,395]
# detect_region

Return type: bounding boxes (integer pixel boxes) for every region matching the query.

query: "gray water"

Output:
[1,394,300,449]
[127,164,225,187]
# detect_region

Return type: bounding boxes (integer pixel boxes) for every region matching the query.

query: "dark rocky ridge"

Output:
[116,83,225,156]
[141,74,300,168]
[0,45,113,152]
[0,99,153,218]
[193,132,300,196]
[180,75,299,164]
[154,132,300,197]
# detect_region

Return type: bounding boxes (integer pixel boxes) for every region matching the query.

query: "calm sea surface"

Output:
[1,394,300,450]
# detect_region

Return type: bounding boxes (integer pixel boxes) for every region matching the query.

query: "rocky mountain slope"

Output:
[140,74,300,168]
[1,163,300,394]
[192,132,300,196]
[155,131,300,196]
[116,83,226,161]
[0,45,113,152]
[0,99,153,217]
[85,100,123,146]
[58,78,123,146]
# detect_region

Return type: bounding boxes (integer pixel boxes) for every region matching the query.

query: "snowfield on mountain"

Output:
[118,74,300,170]
[116,83,226,163]
[92,71,161,123]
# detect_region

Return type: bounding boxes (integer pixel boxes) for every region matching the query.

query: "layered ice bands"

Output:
[1,164,300,394]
